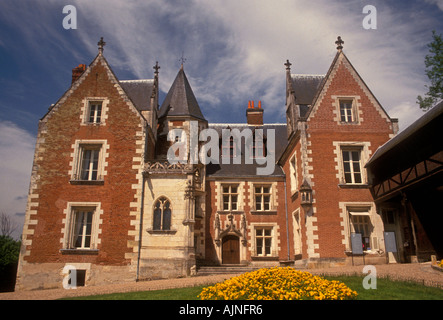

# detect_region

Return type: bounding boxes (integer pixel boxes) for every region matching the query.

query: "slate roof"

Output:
[120,79,155,111]
[158,67,206,121]
[291,74,325,106]
[206,123,287,178]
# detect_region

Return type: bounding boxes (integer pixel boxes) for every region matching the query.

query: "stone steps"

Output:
[197,265,260,276]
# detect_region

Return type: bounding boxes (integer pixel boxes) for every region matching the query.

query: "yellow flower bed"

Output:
[199,267,358,300]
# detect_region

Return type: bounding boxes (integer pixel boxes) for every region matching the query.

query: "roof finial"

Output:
[98,37,106,54]
[284,59,292,71]
[335,36,344,51]
[179,51,187,69]
[153,61,160,76]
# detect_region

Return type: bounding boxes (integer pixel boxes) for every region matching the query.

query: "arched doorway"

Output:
[222,235,240,264]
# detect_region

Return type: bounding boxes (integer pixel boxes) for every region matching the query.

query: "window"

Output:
[68,207,95,249]
[342,149,362,184]
[293,210,302,255]
[350,213,372,251]
[256,228,272,256]
[88,102,102,124]
[76,145,102,181]
[70,140,108,184]
[222,137,236,158]
[249,131,266,159]
[81,98,109,125]
[340,100,354,123]
[153,197,172,231]
[254,185,271,211]
[222,185,238,211]
[289,153,298,193]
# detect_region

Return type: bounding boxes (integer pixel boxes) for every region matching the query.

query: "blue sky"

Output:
[1,0,442,239]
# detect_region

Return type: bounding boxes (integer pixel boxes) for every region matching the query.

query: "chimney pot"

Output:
[246,100,264,125]
[72,64,86,84]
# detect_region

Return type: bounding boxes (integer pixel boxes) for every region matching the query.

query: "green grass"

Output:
[323,275,443,300]
[62,276,443,300]
[63,285,206,300]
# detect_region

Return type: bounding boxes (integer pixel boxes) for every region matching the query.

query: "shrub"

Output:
[199,267,357,300]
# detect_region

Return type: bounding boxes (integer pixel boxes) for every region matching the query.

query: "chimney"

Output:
[72,64,86,84]
[246,100,264,125]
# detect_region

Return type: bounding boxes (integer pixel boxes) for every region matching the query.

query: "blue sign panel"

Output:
[384,232,397,253]
[351,233,363,255]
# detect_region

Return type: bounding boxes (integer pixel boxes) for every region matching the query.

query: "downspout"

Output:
[136,122,148,281]
[279,164,291,262]
[136,173,145,281]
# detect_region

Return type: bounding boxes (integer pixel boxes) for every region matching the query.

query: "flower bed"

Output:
[199,267,358,300]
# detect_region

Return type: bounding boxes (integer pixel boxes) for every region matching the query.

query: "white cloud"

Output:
[52,0,437,128]
[0,121,35,239]
[389,101,427,131]
[424,0,443,11]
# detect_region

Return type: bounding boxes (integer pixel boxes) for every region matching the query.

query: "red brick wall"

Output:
[25,58,145,265]
[306,55,395,258]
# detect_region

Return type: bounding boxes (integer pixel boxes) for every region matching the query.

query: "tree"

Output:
[417,31,443,111]
[0,212,18,238]
[0,235,20,270]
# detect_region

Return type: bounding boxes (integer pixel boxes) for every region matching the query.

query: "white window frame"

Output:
[80,97,109,125]
[289,152,298,194]
[333,142,371,186]
[341,149,363,184]
[339,99,355,123]
[293,209,302,255]
[70,140,109,183]
[254,185,272,211]
[62,202,102,250]
[255,227,273,257]
[222,184,239,211]
[332,96,362,125]
[349,210,373,251]
[88,101,102,124]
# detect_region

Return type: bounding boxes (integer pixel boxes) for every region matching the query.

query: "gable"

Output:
[42,53,147,125]
[306,51,394,130]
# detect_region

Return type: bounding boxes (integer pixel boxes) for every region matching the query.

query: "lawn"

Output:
[63,276,443,300]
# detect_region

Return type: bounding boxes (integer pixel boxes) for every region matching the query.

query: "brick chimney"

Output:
[72,64,86,84]
[246,100,264,125]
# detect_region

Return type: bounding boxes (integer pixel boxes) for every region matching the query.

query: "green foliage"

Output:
[0,235,21,270]
[417,30,443,111]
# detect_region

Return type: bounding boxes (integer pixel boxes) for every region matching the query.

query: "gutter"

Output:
[278,164,291,262]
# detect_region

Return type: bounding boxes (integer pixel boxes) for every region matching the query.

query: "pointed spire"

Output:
[158,66,205,121]
[335,36,344,51]
[98,37,106,54]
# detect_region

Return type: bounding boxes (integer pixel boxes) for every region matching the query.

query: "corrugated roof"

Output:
[120,79,154,111]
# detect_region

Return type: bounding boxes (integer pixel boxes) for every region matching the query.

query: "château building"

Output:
[17,37,430,290]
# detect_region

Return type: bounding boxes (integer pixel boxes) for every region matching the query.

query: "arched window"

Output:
[153,197,171,231]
